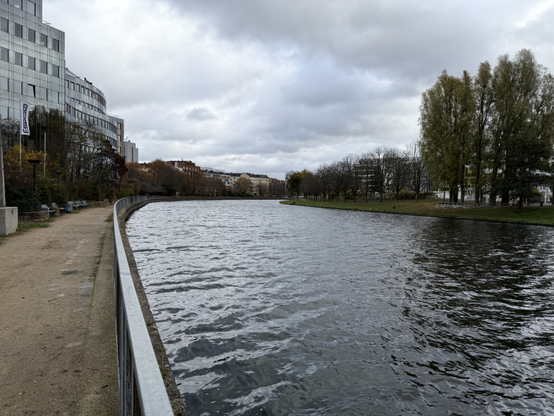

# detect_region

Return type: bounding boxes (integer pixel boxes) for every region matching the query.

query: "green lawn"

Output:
[280,199,554,226]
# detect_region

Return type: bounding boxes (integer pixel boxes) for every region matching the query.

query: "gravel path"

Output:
[0,205,119,415]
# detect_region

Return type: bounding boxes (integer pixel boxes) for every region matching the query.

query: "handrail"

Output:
[113,196,174,416]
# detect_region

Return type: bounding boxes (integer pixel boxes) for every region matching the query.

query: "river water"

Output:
[126,200,554,415]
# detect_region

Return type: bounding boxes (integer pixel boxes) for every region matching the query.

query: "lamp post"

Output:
[28,159,41,190]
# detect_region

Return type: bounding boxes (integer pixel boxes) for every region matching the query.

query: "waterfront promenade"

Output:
[0,206,119,415]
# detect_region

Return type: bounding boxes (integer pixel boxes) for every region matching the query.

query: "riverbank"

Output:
[0,205,119,415]
[280,199,554,226]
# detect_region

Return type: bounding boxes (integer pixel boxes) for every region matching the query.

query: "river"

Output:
[126,200,554,415]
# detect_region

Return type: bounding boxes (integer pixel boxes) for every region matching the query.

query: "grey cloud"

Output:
[186,108,217,121]
[47,0,554,177]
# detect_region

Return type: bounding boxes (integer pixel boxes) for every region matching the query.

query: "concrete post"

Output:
[0,130,19,235]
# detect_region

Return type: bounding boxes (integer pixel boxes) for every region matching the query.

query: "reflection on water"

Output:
[126,200,554,415]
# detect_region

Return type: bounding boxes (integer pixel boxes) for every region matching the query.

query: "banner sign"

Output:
[21,101,30,136]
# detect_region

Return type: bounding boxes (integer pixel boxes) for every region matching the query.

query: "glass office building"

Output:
[0,0,64,121]
[0,0,125,153]
[65,69,124,150]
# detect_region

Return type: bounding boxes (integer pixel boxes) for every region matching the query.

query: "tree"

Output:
[234,177,253,196]
[316,164,332,201]
[419,70,476,203]
[387,148,408,201]
[369,146,392,202]
[489,50,554,205]
[299,171,320,200]
[287,171,303,197]
[256,182,269,197]
[341,154,362,202]
[406,140,427,202]
[472,61,494,203]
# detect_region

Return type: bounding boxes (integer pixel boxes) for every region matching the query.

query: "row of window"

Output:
[0,75,61,102]
[0,46,60,77]
[1,18,60,52]
[2,0,38,16]
[68,96,105,115]
[65,79,106,107]
[65,103,117,134]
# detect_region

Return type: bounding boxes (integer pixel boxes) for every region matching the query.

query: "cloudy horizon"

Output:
[47,0,554,179]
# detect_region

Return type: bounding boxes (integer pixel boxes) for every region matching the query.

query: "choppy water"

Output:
[126,200,554,415]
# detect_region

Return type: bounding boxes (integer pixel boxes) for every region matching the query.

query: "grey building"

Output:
[0,0,65,120]
[124,139,138,163]
[64,68,123,151]
[1,0,125,153]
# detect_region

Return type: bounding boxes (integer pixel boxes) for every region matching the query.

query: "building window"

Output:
[1,18,8,33]
[39,59,47,73]
[27,56,35,70]
[0,76,8,91]
[71,81,75,90]
[52,38,60,52]
[15,23,22,38]
[13,80,22,94]
[0,106,8,120]
[12,0,21,9]
[27,1,36,15]
[40,33,47,47]
[28,28,35,42]
[0,47,8,62]
[50,90,59,103]
[14,51,22,66]
[38,86,46,100]
[52,65,59,78]
[26,83,35,98]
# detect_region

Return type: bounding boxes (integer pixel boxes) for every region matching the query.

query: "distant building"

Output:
[201,167,231,187]
[124,139,138,163]
[168,160,203,177]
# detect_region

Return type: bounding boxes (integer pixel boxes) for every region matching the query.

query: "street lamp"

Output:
[28,159,41,190]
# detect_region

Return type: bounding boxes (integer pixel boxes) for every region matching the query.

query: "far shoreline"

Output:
[280,199,554,228]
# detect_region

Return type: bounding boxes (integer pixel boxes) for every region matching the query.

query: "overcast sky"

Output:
[47,0,554,179]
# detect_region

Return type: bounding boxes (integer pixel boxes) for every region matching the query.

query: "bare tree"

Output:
[387,148,409,201]
[370,146,392,202]
[406,140,427,202]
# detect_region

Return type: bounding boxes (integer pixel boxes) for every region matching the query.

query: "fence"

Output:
[113,196,174,415]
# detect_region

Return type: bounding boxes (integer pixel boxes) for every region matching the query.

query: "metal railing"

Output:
[113,196,174,416]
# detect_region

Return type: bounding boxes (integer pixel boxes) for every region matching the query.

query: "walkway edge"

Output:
[78,219,119,415]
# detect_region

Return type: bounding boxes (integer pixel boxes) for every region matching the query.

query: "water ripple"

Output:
[126,200,554,415]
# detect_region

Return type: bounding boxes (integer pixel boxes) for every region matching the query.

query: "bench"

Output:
[51,202,67,214]
[41,204,56,218]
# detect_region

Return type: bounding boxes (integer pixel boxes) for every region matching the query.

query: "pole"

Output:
[44,132,46,175]
[0,130,5,208]
[19,134,21,168]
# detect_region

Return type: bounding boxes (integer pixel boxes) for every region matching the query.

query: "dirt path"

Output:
[0,206,119,415]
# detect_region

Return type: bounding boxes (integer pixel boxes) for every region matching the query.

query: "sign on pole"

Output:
[21,102,31,136]
[20,101,31,167]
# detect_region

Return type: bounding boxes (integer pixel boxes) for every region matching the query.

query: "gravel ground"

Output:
[0,205,119,415]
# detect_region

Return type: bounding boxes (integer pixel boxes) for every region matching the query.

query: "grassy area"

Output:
[280,199,554,226]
